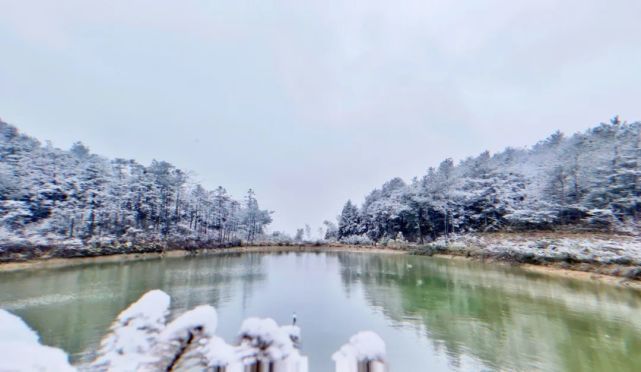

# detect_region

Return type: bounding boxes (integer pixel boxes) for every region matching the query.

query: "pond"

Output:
[1,251,640,371]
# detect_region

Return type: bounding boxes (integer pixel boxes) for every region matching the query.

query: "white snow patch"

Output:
[114,290,171,328]
[280,325,302,344]
[0,309,75,371]
[333,331,386,363]
[1,342,76,372]
[238,317,297,360]
[160,305,218,342]
[93,289,170,370]
[202,336,241,367]
[0,309,40,344]
[435,233,641,265]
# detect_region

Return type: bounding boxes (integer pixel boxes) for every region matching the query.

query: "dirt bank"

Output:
[0,245,403,272]
[409,231,641,290]
[2,236,640,291]
[431,253,641,291]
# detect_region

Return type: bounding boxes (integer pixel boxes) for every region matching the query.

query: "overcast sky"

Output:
[1,1,641,234]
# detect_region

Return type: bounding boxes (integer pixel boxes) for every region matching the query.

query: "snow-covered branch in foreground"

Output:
[0,309,76,372]
[1,290,385,372]
[333,331,387,372]
[236,317,308,371]
[201,336,244,371]
[90,290,308,371]
[142,305,218,371]
[92,289,171,371]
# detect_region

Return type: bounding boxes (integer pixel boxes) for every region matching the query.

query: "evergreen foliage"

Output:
[337,118,641,243]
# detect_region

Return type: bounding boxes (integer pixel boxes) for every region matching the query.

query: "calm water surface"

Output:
[1,252,640,371]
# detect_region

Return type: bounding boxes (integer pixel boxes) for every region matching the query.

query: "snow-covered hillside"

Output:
[0,120,273,256]
[335,118,641,244]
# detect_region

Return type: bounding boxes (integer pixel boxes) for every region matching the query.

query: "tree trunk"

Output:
[68,217,75,238]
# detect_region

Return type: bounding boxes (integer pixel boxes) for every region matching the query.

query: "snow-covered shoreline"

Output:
[409,232,641,284]
[428,232,641,265]
[0,244,402,272]
[1,234,640,287]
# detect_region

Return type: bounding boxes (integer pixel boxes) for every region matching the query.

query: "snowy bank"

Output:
[412,233,641,279]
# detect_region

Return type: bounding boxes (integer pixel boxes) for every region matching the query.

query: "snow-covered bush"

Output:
[340,234,374,245]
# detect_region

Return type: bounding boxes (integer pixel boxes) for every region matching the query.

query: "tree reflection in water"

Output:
[0,253,266,364]
[2,252,641,371]
[338,253,641,372]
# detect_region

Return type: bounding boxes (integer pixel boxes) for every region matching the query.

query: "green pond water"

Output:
[1,251,640,371]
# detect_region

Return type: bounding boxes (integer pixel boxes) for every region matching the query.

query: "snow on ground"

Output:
[432,233,641,266]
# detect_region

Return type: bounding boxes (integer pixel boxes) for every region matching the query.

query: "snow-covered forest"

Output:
[335,118,641,244]
[0,120,273,253]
